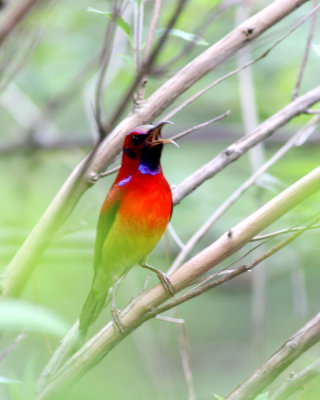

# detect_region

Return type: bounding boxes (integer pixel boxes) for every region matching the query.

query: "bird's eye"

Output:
[131,134,146,145]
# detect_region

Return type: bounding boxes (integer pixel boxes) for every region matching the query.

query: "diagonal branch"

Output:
[0,0,40,47]
[36,165,320,400]
[225,311,320,400]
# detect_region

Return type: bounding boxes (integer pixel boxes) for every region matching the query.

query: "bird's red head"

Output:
[121,121,175,175]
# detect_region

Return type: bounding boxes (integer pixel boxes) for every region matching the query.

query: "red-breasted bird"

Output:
[79,122,175,339]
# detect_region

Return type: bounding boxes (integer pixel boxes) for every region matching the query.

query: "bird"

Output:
[79,121,176,340]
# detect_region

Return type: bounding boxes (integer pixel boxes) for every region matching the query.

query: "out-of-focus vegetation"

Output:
[0,1,320,399]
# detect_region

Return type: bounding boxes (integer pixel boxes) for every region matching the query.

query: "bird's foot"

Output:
[111,305,125,335]
[142,264,175,296]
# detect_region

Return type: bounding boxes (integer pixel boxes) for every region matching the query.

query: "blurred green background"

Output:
[0,0,320,399]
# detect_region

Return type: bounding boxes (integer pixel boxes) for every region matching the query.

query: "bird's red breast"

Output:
[97,124,173,280]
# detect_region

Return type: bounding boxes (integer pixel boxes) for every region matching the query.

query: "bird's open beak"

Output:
[148,121,179,147]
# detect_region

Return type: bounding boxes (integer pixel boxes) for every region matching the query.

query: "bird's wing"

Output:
[93,185,122,271]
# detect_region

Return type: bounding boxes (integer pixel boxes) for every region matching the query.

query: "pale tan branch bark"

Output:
[251,223,320,241]
[36,165,320,400]
[292,0,318,100]
[224,312,320,400]
[156,314,196,400]
[135,0,162,102]
[170,110,230,141]
[95,2,121,138]
[0,331,27,363]
[0,0,40,47]
[163,214,319,313]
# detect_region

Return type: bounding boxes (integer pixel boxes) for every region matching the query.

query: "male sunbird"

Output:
[79,122,175,338]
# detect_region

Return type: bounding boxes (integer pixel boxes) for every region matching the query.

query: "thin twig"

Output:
[225,314,320,400]
[292,0,318,100]
[0,331,27,363]
[172,83,320,205]
[0,0,40,47]
[143,0,162,63]
[158,214,320,316]
[155,313,196,400]
[164,2,320,121]
[0,29,41,93]
[105,0,189,131]
[156,0,240,75]
[135,0,162,103]
[167,224,185,251]
[251,223,320,241]
[236,0,267,360]
[96,165,121,179]
[176,317,196,400]
[95,1,121,138]
[170,110,230,141]
[134,0,144,73]
[169,115,320,273]
[35,322,80,393]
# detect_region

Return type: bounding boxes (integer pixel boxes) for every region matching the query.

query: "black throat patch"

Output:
[139,144,163,175]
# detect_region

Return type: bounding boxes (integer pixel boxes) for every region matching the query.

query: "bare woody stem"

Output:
[0,0,311,299]
[224,311,320,400]
[0,0,39,47]
[37,166,320,400]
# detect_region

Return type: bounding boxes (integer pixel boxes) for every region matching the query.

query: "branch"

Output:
[0,0,311,298]
[36,165,320,399]
[169,114,320,273]
[163,1,320,122]
[172,84,320,205]
[271,357,320,400]
[0,331,27,363]
[292,0,318,100]
[135,0,162,103]
[170,110,231,141]
[153,0,241,75]
[251,223,320,241]
[105,0,189,130]
[94,2,121,138]
[0,0,39,47]
[163,214,320,313]
[224,311,320,400]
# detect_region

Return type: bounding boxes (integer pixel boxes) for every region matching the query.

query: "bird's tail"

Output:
[78,275,112,343]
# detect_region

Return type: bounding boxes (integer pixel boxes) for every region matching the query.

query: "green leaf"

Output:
[87,7,133,46]
[0,377,21,385]
[214,395,224,400]
[0,299,69,337]
[254,392,269,400]
[156,28,209,46]
[313,44,320,58]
